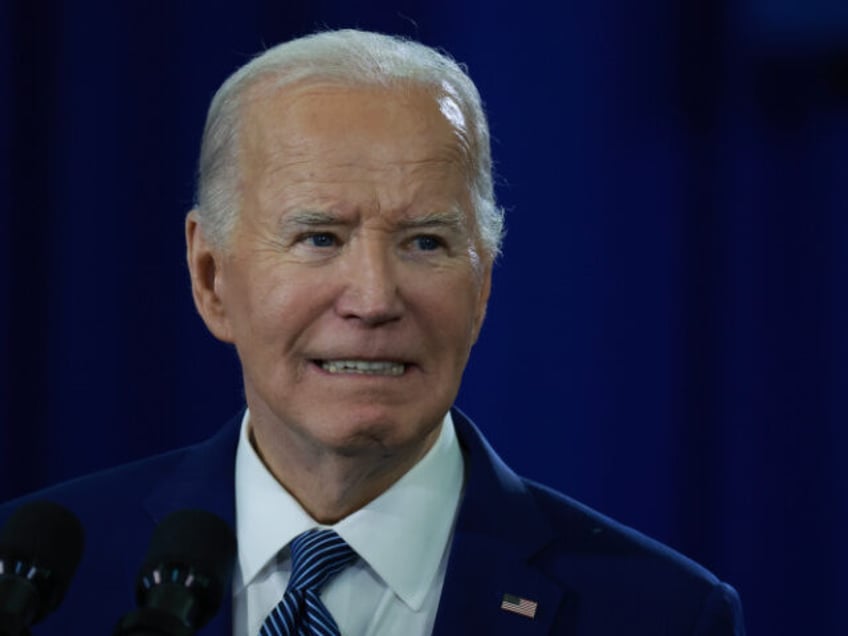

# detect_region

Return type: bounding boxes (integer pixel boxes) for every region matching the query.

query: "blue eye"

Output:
[414,235,443,251]
[305,233,336,248]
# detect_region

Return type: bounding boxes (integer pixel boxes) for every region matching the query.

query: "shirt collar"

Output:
[234,410,464,611]
[234,410,316,593]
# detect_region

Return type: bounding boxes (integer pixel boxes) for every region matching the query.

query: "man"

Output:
[0,30,744,635]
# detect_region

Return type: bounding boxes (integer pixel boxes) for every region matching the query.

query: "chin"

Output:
[313,405,441,455]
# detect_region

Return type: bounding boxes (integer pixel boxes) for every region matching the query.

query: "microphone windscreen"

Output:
[0,500,85,617]
[139,510,235,626]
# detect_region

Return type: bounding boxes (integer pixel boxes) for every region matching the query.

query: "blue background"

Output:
[2,1,846,634]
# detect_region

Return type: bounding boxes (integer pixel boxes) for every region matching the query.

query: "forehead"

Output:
[238,81,473,192]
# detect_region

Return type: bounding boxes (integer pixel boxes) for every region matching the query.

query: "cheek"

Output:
[247,273,344,352]
[411,275,485,340]
[223,265,292,340]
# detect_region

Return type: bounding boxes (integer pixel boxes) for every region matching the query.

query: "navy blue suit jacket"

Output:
[0,409,744,635]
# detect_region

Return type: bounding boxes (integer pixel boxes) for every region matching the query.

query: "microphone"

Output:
[0,500,85,636]
[113,510,236,636]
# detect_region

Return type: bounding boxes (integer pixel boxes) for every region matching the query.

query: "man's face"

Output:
[194,81,491,466]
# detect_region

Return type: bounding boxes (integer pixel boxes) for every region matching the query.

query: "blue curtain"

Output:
[2,1,846,634]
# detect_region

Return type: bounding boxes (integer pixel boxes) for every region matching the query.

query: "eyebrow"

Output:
[279,208,468,233]
[397,210,466,232]
[282,211,342,227]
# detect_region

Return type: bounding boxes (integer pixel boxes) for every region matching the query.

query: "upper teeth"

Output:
[321,360,405,376]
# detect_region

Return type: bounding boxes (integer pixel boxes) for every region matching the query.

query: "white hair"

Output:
[195,29,504,257]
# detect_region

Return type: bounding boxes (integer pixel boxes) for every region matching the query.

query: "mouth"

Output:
[315,359,406,376]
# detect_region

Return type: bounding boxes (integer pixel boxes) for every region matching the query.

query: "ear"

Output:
[471,259,493,344]
[185,210,235,343]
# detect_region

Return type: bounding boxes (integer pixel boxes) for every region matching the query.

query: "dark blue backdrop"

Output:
[2,1,846,634]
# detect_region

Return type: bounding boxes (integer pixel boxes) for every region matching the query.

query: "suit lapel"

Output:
[434,532,567,634]
[433,410,567,635]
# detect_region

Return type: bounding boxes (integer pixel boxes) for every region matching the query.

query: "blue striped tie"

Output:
[259,529,357,636]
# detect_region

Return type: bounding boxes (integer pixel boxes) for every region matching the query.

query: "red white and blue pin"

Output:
[500,593,538,619]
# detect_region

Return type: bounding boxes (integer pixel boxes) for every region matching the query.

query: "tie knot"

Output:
[288,529,357,593]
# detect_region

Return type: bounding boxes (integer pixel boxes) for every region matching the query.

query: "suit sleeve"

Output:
[691,581,746,636]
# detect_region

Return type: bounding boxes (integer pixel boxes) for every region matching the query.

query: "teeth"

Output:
[321,360,405,376]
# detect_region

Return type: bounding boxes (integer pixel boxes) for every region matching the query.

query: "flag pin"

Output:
[500,593,538,619]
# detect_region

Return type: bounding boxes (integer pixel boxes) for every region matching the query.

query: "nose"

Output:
[335,238,404,326]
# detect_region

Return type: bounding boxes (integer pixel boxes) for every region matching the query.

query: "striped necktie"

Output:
[260,529,357,636]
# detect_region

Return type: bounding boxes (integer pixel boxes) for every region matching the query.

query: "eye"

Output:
[302,232,337,248]
[412,235,444,251]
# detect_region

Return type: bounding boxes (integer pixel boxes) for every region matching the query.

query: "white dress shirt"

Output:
[232,410,465,636]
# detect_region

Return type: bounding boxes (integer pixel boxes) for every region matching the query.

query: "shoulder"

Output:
[0,419,240,636]
[525,477,715,581]
[449,408,744,634]
[0,444,191,523]
[521,476,745,634]
[1,412,241,525]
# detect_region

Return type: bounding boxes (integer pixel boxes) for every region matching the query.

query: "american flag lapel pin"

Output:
[500,593,538,619]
